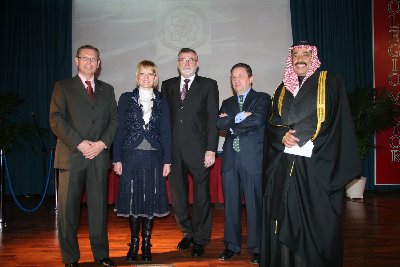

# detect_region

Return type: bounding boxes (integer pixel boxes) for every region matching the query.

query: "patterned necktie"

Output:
[85,80,94,98]
[233,95,244,152]
[181,79,190,101]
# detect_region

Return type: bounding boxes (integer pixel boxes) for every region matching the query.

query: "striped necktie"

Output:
[181,79,190,101]
[233,95,244,152]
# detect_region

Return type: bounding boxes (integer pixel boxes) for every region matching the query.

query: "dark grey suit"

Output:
[216,89,271,253]
[49,75,117,263]
[161,75,219,245]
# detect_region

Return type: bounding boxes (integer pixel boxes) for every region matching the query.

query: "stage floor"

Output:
[1,191,400,266]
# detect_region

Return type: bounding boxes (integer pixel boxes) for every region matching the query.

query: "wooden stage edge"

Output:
[0,191,400,267]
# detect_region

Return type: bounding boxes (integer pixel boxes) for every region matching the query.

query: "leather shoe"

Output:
[65,263,78,267]
[97,257,114,267]
[191,243,205,257]
[219,249,239,260]
[177,237,192,250]
[250,253,260,264]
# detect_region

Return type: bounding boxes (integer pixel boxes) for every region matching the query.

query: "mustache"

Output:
[295,61,308,66]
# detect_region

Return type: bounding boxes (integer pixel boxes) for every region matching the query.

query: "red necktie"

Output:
[181,79,190,101]
[85,81,94,98]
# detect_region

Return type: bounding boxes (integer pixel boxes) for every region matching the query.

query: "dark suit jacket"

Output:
[161,75,219,168]
[49,75,118,171]
[217,89,271,174]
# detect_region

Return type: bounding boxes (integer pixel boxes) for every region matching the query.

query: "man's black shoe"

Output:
[191,243,205,257]
[97,257,114,267]
[177,237,192,250]
[65,263,79,267]
[218,249,240,260]
[250,253,260,264]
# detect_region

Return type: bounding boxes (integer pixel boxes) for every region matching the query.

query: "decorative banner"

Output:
[374,0,400,185]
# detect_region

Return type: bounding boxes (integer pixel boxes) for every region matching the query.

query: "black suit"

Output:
[217,89,271,253]
[161,75,219,245]
[49,75,118,263]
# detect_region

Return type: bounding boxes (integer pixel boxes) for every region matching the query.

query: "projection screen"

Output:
[72,0,292,150]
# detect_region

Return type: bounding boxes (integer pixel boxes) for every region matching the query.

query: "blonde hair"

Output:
[135,60,159,88]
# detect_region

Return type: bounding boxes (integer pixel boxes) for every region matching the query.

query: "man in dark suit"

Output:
[49,45,118,267]
[161,48,219,257]
[216,63,271,265]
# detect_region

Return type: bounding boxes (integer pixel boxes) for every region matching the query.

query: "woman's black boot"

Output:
[126,216,141,262]
[141,217,153,262]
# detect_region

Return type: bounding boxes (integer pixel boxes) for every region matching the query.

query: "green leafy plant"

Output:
[0,93,50,151]
[347,88,400,159]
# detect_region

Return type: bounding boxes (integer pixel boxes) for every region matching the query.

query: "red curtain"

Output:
[103,157,224,204]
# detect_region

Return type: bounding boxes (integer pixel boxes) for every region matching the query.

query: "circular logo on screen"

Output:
[158,4,209,51]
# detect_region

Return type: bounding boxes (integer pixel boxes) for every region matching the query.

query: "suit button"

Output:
[180,120,183,123]
[92,107,96,110]
[92,121,95,125]
[181,106,183,109]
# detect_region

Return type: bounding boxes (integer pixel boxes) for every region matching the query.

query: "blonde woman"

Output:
[113,60,171,263]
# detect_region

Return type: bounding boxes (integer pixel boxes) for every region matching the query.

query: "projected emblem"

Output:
[158,4,209,51]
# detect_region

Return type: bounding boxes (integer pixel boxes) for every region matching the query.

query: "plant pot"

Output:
[346,176,367,199]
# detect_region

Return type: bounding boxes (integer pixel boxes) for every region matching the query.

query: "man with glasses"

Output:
[50,45,118,267]
[161,48,219,257]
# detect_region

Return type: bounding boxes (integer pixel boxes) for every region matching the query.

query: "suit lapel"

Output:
[170,77,181,105]
[72,76,90,101]
[229,96,240,114]
[72,75,97,103]
[242,88,255,111]
[184,76,199,103]
[94,79,104,103]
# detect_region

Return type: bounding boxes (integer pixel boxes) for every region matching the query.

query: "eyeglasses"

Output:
[178,58,198,64]
[77,56,98,62]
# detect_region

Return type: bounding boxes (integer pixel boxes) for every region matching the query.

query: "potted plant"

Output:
[345,87,400,198]
[0,93,49,152]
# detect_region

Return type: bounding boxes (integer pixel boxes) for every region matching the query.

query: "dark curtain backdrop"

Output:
[290,0,373,92]
[0,1,392,194]
[290,0,397,190]
[0,0,72,195]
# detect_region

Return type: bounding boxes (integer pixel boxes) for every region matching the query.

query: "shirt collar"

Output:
[237,87,251,101]
[78,73,95,90]
[180,74,196,84]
